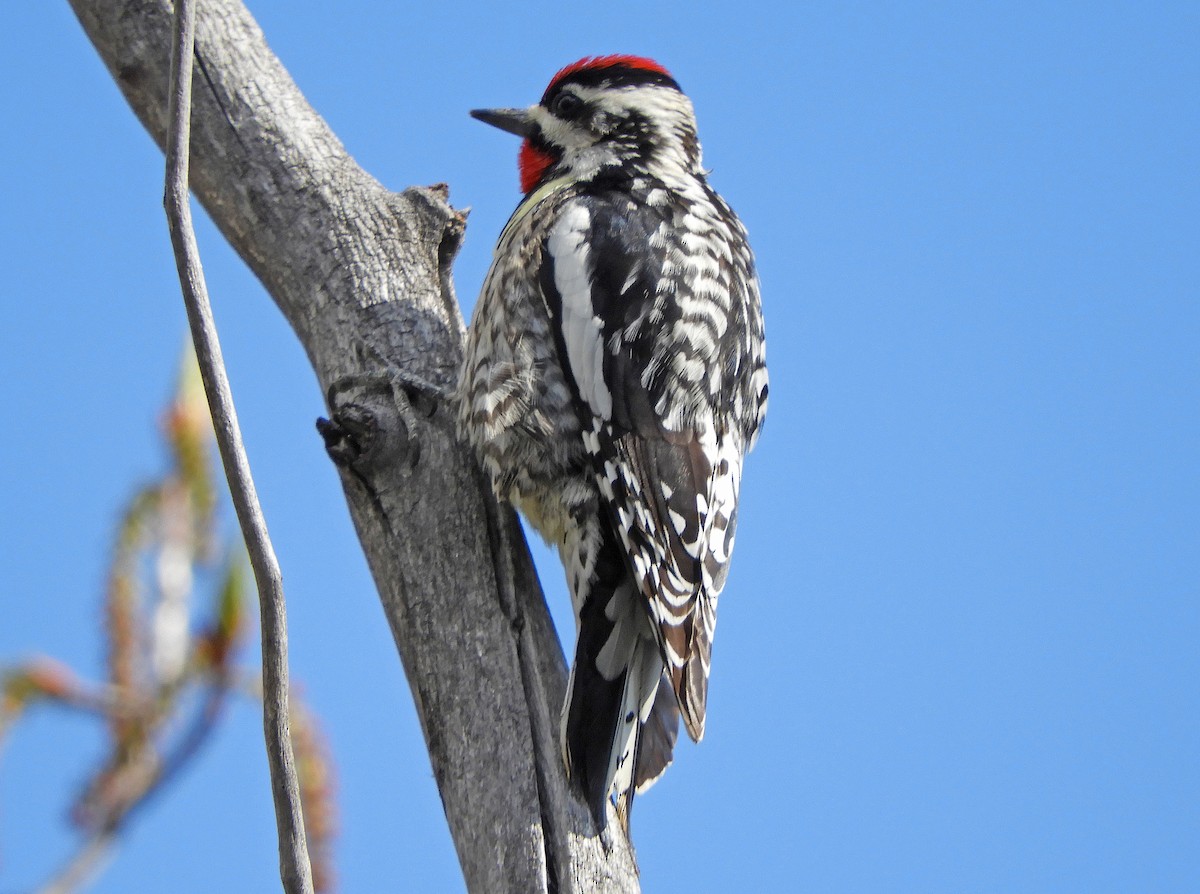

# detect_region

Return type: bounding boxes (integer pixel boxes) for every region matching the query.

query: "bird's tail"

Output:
[561,532,679,831]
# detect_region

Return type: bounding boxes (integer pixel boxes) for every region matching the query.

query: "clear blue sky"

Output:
[2,2,1197,891]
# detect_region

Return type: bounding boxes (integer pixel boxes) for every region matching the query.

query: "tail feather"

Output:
[679,593,716,742]
[562,531,679,831]
[634,674,680,792]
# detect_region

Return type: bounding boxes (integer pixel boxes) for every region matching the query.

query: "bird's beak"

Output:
[470,107,534,138]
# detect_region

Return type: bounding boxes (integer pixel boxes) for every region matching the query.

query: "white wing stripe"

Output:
[548,205,613,420]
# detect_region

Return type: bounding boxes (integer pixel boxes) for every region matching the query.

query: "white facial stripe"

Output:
[528,103,592,150]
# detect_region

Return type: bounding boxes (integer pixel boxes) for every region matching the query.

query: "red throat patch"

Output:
[518,139,555,194]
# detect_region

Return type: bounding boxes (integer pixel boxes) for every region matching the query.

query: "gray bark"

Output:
[66,0,640,890]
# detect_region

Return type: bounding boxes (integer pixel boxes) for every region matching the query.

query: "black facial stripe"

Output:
[526,130,561,158]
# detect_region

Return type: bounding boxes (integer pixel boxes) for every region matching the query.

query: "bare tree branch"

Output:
[162,0,313,891]
[66,0,640,889]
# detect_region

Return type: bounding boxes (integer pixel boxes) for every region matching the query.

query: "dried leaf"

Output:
[166,342,216,545]
[195,556,247,672]
[104,486,160,743]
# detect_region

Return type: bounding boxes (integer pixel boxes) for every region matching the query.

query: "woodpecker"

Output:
[456,56,768,831]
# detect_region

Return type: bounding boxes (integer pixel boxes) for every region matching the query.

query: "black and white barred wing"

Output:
[601,427,744,742]
[542,193,756,742]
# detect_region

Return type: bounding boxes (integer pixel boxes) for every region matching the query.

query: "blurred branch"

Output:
[28,665,265,894]
[2,338,338,893]
[37,830,117,894]
[1,660,111,731]
[289,701,338,893]
[162,1,312,893]
[2,372,337,893]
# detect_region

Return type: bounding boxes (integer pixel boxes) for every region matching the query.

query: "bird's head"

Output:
[471,55,702,194]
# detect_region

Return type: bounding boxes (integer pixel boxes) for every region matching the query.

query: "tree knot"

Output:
[317,372,448,475]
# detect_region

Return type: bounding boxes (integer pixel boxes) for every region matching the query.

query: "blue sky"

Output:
[2,2,1197,891]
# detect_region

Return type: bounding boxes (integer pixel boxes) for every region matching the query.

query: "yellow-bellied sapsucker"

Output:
[456,56,768,831]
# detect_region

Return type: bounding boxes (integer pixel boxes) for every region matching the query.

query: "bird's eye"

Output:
[551,92,584,119]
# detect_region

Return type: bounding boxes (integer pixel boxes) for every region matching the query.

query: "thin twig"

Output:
[162,2,314,893]
[36,829,118,894]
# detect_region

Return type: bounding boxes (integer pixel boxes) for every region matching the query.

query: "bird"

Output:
[456,55,768,832]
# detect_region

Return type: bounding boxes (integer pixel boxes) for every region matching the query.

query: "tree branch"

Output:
[67,0,639,889]
[162,1,313,891]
